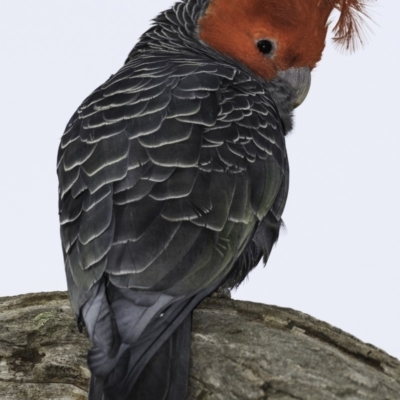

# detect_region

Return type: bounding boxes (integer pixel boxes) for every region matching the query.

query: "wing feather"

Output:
[107,218,181,275]
[113,197,164,243]
[150,168,197,200]
[58,53,287,317]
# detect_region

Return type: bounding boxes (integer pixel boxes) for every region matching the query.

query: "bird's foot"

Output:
[210,286,231,299]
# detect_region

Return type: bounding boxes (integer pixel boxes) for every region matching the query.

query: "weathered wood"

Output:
[0,292,399,399]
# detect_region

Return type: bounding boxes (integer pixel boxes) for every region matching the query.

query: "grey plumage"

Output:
[57,1,292,399]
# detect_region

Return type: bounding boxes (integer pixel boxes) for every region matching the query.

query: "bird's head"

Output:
[198,0,373,107]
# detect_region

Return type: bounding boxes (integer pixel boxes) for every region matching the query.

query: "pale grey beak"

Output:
[277,67,311,108]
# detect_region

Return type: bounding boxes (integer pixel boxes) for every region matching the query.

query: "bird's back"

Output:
[57,2,293,399]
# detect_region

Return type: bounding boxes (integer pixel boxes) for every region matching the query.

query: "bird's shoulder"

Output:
[58,51,286,201]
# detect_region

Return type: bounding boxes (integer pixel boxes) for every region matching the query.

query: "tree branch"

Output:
[0,292,399,399]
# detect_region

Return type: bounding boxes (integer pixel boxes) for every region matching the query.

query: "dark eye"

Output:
[257,39,274,55]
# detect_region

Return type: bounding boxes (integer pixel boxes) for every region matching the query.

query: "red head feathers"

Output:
[199,0,374,80]
[326,0,373,51]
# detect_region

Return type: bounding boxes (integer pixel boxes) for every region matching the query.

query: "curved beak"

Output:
[277,67,311,108]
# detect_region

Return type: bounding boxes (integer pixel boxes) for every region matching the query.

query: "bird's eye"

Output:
[257,39,274,56]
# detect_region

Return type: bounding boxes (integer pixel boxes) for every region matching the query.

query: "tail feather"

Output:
[89,375,104,400]
[87,281,218,400]
[128,314,191,400]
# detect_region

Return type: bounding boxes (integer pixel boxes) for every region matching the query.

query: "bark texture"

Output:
[0,292,399,400]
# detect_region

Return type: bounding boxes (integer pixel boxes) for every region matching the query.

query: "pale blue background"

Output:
[1,1,399,359]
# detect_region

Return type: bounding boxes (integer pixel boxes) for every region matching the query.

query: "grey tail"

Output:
[127,314,192,399]
[89,375,105,400]
[87,281,220,400]
[88,311,193,400]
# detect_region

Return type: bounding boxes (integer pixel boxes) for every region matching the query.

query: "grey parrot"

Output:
[57,0,372,398]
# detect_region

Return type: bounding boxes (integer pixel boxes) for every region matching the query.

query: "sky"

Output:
[1,1,399,360]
